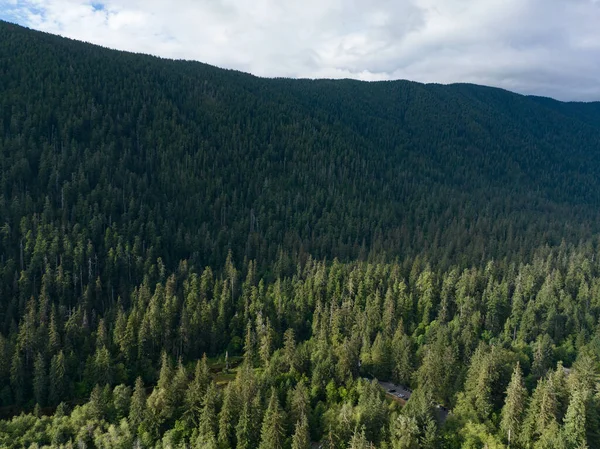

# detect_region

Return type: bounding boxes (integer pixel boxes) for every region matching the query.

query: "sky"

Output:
[1,0,600,101]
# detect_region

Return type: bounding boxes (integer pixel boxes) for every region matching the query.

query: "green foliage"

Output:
[259,389,285,449]
[218,383,237,449]
[2,19,600,449]
[33,352,47,406]
[195,384,219,449]
[389,414,419,449]
[112,384,132,421]
[128,377,147,432]
[500,362,528,445]
[348,427,372,449]
[291,413,311,449]
[563,389,588,449]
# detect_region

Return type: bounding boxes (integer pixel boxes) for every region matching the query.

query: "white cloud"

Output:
[1,0,600,100]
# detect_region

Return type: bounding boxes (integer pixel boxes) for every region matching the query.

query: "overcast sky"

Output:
[2,0,600,101]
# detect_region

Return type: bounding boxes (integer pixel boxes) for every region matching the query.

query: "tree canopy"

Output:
[2,20,600,449]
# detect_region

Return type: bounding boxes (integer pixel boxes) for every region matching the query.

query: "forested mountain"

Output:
[2,20,600,449]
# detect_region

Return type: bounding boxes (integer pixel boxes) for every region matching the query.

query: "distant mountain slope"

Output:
[1,19,600,279]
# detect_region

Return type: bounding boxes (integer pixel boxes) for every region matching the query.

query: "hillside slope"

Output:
[2,21,600,277]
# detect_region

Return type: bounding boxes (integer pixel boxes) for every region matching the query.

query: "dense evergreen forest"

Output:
[2,20,600,448]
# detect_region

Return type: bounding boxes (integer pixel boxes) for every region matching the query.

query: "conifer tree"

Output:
[291,413,310,449]
[564,389,588,449]
[549,362,570,422]
[370,332,391,379]
[89,384,106,420]
[522,377,558,447]
[48,306,61,355]
[389,414,419,449]
[171,358,188,416]
[236,402,253,449]
[283,328,297,372]
[259,389,285,449]
[322,425,337,449]
[289,381,310,427]
[146,352,175,435]
[243,322,255,367]
[532,334,554,379]
[96,318,108,348]
[129,377,147,432]
[10,349,24,405]
[33,352,46,406]
[184,355,210,427]
[259,319,273,368]
[218,383,237,449]
[49,350,67,406]
[500,362,528,446]
[348,427,371,449]
[196,384,218,449]
[113,305,128,355]
[94,345,112,386]
[198,353,212,394]
[391,326,413,386]
[420,417,438,449]
[416,268,435,326]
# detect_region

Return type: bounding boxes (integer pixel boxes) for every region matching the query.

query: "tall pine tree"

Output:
[500,362,528,446]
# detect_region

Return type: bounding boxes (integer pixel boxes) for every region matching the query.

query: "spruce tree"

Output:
[33,352,46,406]
[171,358,188,417]
[184,356,210,427]
[243,322,255,367]
[289,381,310,427]
[389,414,419,449]
[500,362,528,446]
[348,427,371,449]
[420,417,438,449]
[49,350,67,406]
[196,384,218,449]
[89,384,106,420]
[259,389,285,449]
[283,328,297,372]
[48,306,61,355]
[564,389,588,449]
[391,326,413,386]
[94,346,112,386]
[521,377,558,446]
[218,383,237,449]
[259,319,273,368]
[146,352,175,436]
[9,349,24,405]
[322,425,337,449]
[291,413,310,449]
[198,353,212,394]
[129,377,147,432]
[236,402,253,449]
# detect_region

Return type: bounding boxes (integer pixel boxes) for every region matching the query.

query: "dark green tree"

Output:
[129,377,147,432]
[500,362,528,446]
[259,389,285,449]
[33,352,47,406]
[291,413,310,449]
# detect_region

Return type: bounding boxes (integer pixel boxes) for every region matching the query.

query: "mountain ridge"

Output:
[1,19,600,271]
[4,19,600,105]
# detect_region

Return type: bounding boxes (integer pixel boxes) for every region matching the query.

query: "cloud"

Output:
[1,0,600,100]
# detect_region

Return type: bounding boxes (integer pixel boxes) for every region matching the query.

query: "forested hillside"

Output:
[2,20,600,449]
